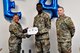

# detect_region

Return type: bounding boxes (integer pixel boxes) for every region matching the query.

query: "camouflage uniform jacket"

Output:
[9,21,26,44]
[56,14,75,42]
[33,12,51,39]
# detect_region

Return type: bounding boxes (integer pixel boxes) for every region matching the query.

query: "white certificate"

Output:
[27,27,38,35]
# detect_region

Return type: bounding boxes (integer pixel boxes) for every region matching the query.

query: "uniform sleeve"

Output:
[65,17,75,38]
[9,24,26,38]
[45,14,51,29]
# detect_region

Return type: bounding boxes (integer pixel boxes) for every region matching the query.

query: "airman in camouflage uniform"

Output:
[33,3,51,53]
[56,6,75,53]
[9,14,29,53]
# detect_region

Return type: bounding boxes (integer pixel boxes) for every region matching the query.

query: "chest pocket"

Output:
[16,23,22,32]
[60,22,68,30]
[39,17,45,24]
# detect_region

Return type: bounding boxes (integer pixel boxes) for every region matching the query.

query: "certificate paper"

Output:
[27,27,38,35]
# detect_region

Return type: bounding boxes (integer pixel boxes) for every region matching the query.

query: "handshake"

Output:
[22,28,31,38]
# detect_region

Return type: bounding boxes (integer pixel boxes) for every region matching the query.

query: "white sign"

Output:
[27,27,38,35]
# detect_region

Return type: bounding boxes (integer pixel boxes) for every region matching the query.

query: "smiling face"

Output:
[13,15,19,23]
[58,7,64,16]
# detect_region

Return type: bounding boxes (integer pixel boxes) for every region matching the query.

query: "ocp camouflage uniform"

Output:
[33,12,51,53]
[56,14,75,53]
[9,21,26,53]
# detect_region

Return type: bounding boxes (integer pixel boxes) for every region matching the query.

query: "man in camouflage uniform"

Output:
[9,14,30,53]
[33,3,51,53]
[56,6,75,53]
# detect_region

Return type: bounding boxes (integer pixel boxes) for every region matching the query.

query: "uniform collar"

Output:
[59,14,66,18]
[12,21,19,25]
[37,12,44,17]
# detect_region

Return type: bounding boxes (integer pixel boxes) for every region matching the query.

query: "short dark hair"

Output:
[36,3,42,7]
[12,13,19,19]
[58,6,64,10]
[13,13,18,17]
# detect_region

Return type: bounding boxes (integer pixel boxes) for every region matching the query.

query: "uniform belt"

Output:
[36,38,49,41]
